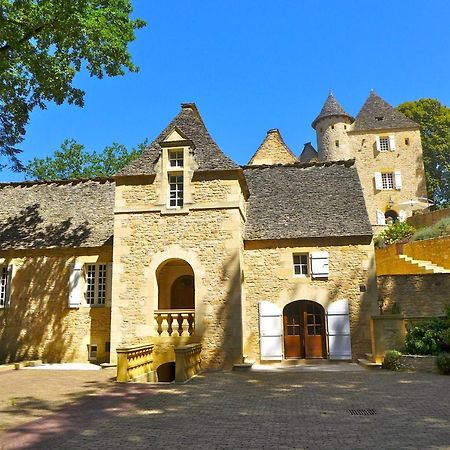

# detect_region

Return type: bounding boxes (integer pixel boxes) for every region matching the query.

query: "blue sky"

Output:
[3,0,450,181]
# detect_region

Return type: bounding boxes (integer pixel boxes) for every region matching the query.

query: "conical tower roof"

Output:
[117,103,239,176]
[353,91,419,131]
[312,93,354,129]
[299,142,319,163]
[248,129,297,165]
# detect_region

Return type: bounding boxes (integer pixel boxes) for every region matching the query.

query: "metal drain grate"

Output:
[348,409,376,416]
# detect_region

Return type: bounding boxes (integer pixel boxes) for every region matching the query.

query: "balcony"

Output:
[154,309,195,337]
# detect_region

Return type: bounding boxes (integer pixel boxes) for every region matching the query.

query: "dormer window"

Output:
[169,174,184,208]
[375,116,384,121]
[169,149,184,168]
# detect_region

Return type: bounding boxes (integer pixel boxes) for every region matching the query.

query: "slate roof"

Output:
[312,93,354,129]
[117,103,239,176]
[0,179,114,250]
[299,142,319,163]
[243,160,372,240]
[352,91,419,131]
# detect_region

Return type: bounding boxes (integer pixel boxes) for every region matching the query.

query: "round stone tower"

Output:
[312,93,354,161]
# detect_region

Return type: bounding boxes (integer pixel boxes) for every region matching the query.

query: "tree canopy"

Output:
[0,0,145,171]
[25,138,146,180]
[398,99,450,208]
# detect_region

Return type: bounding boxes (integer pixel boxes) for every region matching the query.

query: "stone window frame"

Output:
[85,263,107,306]
[379,136,390,152]
[168,173,184,208]
[168,149,184,168]
[293,254,309,277]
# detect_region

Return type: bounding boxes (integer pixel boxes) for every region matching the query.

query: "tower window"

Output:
[344,125,347,130]
[381,173,394,190]
[405,138,410,145]
[335,140,339,147]
[379,137,389,152]
[169,175,184,208]
[331,125,335,130]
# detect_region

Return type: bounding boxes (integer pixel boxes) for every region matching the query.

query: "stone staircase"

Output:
[398,255,450,274]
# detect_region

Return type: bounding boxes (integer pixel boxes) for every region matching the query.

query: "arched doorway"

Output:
[283,300,326,359]
[384,209,398,225]
[156,259,194,310]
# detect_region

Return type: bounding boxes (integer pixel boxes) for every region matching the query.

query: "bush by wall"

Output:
[412,217,450,241]
[437,353,450,374]
[374,222,416,249]
[382,349,403,371]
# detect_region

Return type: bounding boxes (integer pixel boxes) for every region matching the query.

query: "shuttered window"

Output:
[293,254,308,276]
[85,264,107,306]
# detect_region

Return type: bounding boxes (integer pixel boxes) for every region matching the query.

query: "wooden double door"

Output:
[283,301,326,359]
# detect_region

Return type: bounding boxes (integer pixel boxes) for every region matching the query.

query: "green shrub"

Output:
[382,349,403,370]
[412,217,450,241]
[437,353,450,374]
[405,318,450,355]
[375,221,416,248]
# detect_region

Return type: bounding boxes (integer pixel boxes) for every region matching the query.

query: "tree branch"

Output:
[0,24,46,55]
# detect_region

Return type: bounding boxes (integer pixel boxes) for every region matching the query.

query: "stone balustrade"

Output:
[116,343,156,382]
[174,343,202,382]
[154,309,195,336]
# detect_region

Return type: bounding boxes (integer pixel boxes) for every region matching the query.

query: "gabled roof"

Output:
[248,129,297,165]
[352,91,419,131]
[0,179,114,250]
[299,142,319,163]
[117,103,239,176]
[312,93,354,129]
[243,160,372,240]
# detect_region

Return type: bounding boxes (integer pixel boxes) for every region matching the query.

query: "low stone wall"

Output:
[403,236,450,270]
[377,274,450,316]
[375,245,429,275]
[400,355,438,373]
[174,343,202,382]
[407,208,450,229]
[116,343,156,382]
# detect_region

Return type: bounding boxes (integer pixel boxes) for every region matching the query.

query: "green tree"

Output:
[25,138,145,180]
[0,0,145,171]
[398,99,450,208]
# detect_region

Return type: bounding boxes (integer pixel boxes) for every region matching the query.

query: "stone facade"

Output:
[243,239,377,361]
[0,247,112,364]
[312,93,428,231]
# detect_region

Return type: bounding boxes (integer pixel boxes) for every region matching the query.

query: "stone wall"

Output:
[110,174,246,370]
[407,208,450,229]
[0,246,112,364]
[243,238,377,361]
[348,129,427,228]
[402,236,450,270]
[378,274,450,316]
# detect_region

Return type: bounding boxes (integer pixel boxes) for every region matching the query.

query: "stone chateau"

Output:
[0,92,428,369]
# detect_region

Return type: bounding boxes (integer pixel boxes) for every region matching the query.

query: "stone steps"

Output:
[398,255,450,274]
[357,358,382,369]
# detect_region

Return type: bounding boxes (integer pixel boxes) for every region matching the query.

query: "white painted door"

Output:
[326,299,352,360]
[259,301,283,360]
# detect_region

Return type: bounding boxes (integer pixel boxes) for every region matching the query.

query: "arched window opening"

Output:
[384,209,398,225]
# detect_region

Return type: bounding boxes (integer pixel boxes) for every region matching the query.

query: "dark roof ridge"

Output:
[241,158,355,170]
[0,177,114,188]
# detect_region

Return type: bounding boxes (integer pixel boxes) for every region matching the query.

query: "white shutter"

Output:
[326,299,352,360]
[310,252,329,278]
[375,136,381,152]
[259,301,283,360]
[68,262,83,308]
[394,171,402,190]
[4,265,13,307]
[389,135,396,151]
[398,210,406,222]
[376,209,386,225]
[106,263,113,304]
[374,172,383,190]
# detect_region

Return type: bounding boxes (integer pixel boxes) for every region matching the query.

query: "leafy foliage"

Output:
[374,221,416,248]
[0,0,146,171]
[25,138,146,180]
[437,352,450,374]
[398,99,450,208]
[382,349,403,371]
[405,315,450,356]
[411,217,450,241]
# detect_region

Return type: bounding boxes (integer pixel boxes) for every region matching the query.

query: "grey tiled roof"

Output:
[299,142,319,163]
[117,103,239,176]
[353,92,419,131]
[0,179,114,250]
[312,93,354,129]
[243,160,372,240]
